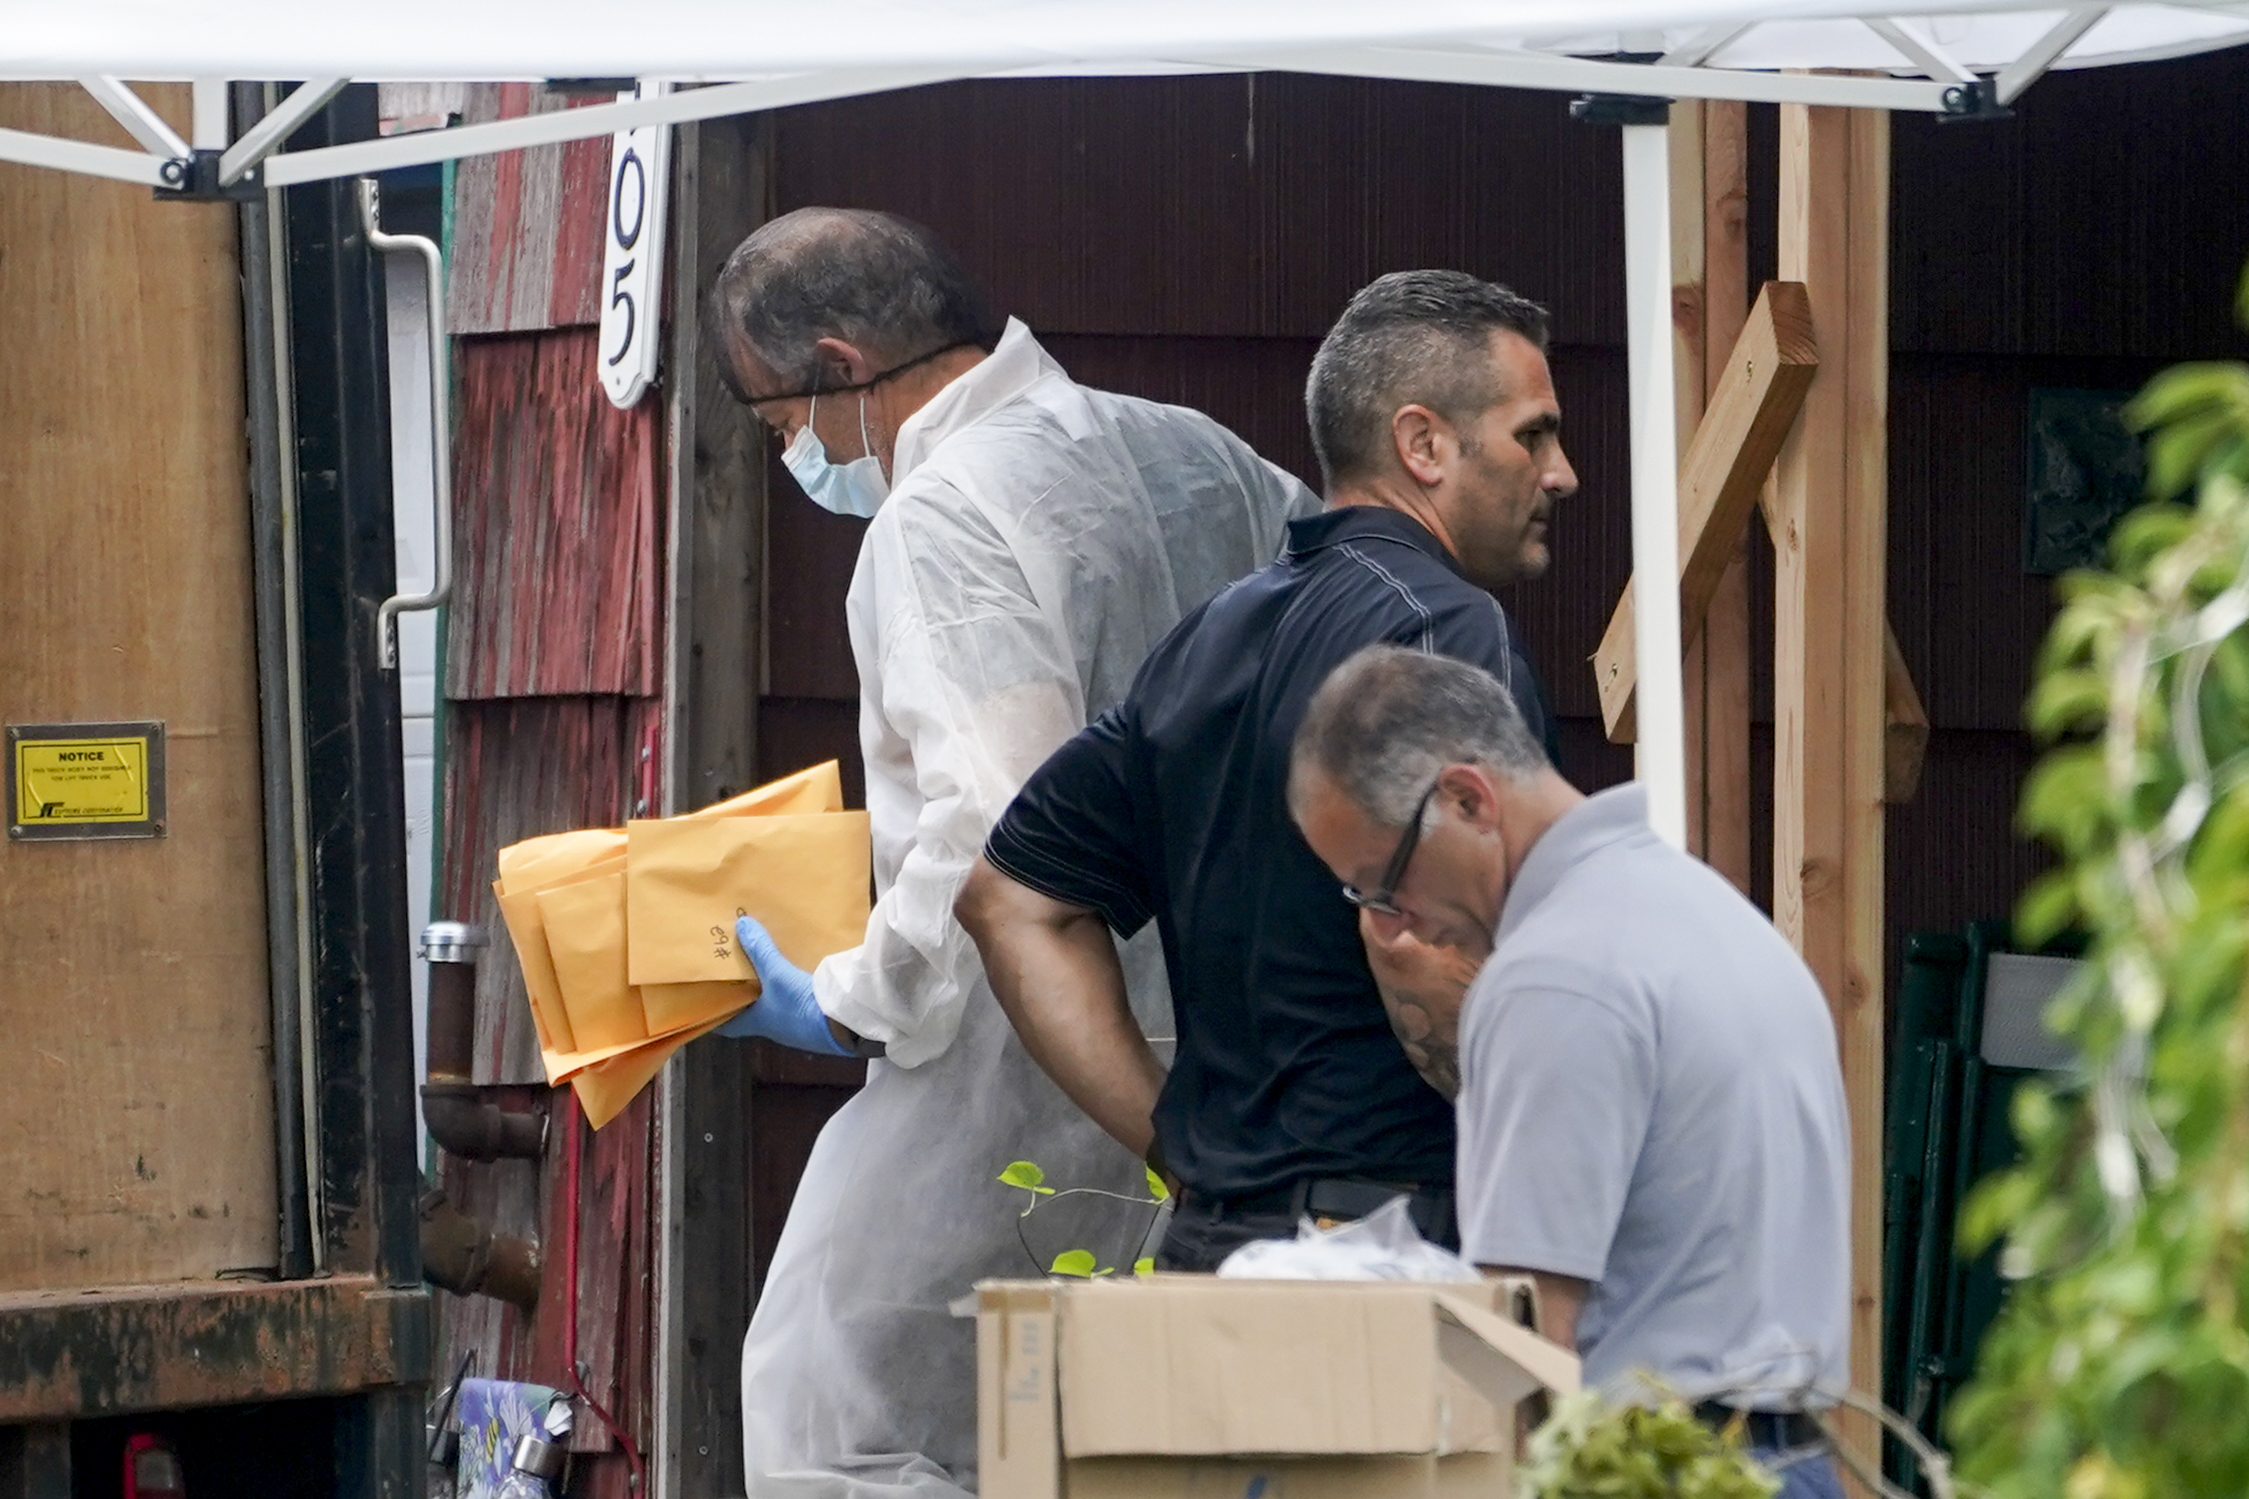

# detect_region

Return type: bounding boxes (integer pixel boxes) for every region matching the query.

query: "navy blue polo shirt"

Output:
[983,505,1553,1198]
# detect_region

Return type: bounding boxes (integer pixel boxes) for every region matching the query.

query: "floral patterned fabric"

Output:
[454,1378,568,1499]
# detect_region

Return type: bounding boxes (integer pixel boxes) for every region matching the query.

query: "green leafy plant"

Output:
[1520,1392,1779,1499]
[1949,262,2249,1498]
[998,1159,1167,1278]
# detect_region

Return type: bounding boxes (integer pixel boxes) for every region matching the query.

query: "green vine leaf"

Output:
[1049,1249,1097,1278]
[998,1160,1055,1195]
[1952,255,2249,1499]
[1133,1256,1156,1277]
[1144,1166,1171,1202]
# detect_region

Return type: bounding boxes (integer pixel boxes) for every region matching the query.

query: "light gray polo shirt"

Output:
[1457,784,1850,1408]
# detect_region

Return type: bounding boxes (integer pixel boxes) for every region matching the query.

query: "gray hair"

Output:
[707,207,997,401]
[1290,646,1549,830]
[1305,270,1550,488]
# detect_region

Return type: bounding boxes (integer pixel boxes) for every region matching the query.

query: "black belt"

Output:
[1186,1176,1456,1243]
[1693,1402,1826,1450]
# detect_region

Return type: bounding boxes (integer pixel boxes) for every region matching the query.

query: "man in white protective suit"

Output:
[700,207,1315,1498]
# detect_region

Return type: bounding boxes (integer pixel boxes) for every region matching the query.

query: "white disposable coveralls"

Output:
[740,318,1314,1497]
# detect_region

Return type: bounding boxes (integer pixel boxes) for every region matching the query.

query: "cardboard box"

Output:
[978,1277,1579,1499]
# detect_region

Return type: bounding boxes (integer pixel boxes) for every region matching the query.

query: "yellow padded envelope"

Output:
[489,762,862,1129]
[537,869,648,1052]
[624,810,873,988]
[571,1015,730,1129]
[690,760,844,820]
[500,826,626,891]
[641,979,754,1036]
[494,879,576,1054]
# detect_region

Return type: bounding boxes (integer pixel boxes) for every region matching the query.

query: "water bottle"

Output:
[494,1433,566,1498]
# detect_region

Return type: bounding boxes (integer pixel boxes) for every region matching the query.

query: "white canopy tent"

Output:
[5,0,2243,845]
[6,2,2247,186]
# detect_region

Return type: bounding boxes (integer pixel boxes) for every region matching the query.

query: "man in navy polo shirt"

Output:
[956,270,1579,1269]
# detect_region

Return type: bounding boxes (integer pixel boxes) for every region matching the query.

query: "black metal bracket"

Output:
[1936,77,2013,122]
[1569,93,1674,127]
[153,149,264,203]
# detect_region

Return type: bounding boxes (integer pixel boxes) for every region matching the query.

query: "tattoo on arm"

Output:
[1378,986,1462,1099]
[1361,919,1478,1100]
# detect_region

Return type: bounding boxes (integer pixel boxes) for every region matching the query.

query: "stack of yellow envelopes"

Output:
[492,761,872,1127]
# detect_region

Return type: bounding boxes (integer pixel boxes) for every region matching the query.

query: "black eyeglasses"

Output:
[1341,780,1440,918]
[741,340,976,413]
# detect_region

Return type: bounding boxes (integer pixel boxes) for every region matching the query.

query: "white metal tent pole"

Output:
[1622,120,1688,850]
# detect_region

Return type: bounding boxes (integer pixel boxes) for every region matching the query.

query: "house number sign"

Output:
[599,82,673,410]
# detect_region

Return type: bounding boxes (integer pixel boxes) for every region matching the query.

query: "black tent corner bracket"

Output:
[153,148,265,203]
[1937,76,2013,121]
[1569,92,1674,126]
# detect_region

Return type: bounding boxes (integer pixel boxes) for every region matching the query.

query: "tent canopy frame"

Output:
[0,5,2173,195]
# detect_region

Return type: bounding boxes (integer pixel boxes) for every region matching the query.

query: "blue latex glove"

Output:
[715,914,853,1056]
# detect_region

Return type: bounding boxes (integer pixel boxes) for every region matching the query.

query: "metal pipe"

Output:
[81,76,190,159]
[1227,47,1953,114]
[263,69,969,187]
[1622,121,1688,851]
[0,122,171,185]
[418,1185,542,1310]
[422,1087,549,1160]
[220,78,348,186]
[356,176,451,671]
[236,78,315,1283]
[1996,6,2109,104]
[191,78,229,150]
[419,923,547,1161]
[424,961,477,1083]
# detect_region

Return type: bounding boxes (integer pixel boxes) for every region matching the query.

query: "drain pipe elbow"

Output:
[422,1083,548,1160]
[418,1185,542,1310]
[420,922,546,1161]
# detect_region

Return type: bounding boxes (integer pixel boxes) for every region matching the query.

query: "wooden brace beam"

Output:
[1884,625,1929,805]
[1596,280,1817,742]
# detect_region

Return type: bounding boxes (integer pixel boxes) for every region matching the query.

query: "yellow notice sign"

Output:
[7,721,166,841]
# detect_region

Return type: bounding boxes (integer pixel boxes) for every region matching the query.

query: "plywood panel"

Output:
[0,82,276,1291]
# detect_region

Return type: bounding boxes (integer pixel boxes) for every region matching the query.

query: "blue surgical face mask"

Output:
[781,391,890,519]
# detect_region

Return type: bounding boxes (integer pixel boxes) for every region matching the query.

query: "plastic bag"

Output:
[1214,1196,1483,1283]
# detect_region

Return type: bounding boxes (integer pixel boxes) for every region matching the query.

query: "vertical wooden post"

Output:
[1674,100,1755,892]
[658,111,774,1499]
[1774,103,1888,1469]
[1699,102,1754,893]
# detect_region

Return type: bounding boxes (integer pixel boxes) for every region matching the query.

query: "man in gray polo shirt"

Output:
[1288,645,1850,1499]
